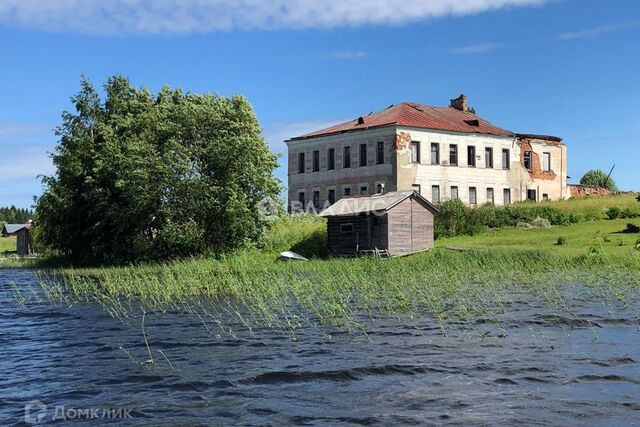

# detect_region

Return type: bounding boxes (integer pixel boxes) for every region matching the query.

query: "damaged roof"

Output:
[319,190,438,217]
[288,102,514,141]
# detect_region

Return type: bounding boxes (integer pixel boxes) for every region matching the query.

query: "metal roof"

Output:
[288,102,514,141]
[2,224,29,235]
[319,190,438,217]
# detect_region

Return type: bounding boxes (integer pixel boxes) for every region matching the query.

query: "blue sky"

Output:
[0,0,638,208]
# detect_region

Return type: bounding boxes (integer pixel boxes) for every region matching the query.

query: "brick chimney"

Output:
[450,94,469,112]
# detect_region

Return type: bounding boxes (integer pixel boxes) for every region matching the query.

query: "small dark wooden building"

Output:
[2,223,34,256]
[319,190,438,257]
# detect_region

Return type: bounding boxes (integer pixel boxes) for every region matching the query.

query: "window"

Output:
[542,152,551,172]
[360,185,368,195]
[313,150,320,172]
[524,150,533,170]
[527,189,537,201]
[359,143,367,167]
[343,186,351,196]
[431,143,440,165]
[343,146,351,168]
[313,190,320,209]
[487,187,494,204]
[502,149,510,169]
[298,152,305,173]
[328,189,335,204]
[451,186,459,200]
[298,191,305,206]
[340,223,354,234]
[411,141,421,163]
[503,188,511,205]
[449,144,458,165]
[431,185,440,203]
[469,187,477,205]
[376,141,384,164]
[376,183,384,194]
[543,193,549,201]
[467,146,476,167]
[485,147,493,168]
[328,148,335,170]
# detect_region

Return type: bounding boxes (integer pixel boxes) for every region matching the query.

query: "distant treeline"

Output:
[0,206,33,224]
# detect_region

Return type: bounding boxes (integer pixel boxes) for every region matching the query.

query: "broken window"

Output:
[542,152,551,172]
[524,150,533,170]
[328,189,335,204]
[469,187,477,205]
[298,152,305,173]
[359,143,367,167]
[485,147,493,168]
[467,146,476,167]
[343,146,351,168]
[449,144,458,165]
[328,148,335,170]
[431,143,440,165]
[313,150,320,172]
[503,188,511,205]
[411,141,421,163]
[376,141,384,164]
[487,187,494,204]
[527,189,537,201]
[432,185,440,203]
[451,186,459,200]
[502,149,510,169]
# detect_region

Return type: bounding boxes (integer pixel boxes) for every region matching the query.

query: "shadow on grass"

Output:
[289,228,329,260]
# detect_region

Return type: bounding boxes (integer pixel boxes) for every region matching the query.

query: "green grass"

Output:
[531,193,639,220]
[0,236,16,253]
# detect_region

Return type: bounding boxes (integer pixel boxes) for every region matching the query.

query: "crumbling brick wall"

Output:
[517,138,557,180]
[569,184,611,197]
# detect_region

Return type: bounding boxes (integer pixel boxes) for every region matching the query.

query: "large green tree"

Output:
[36,76,280,263]
[580,169,618,192]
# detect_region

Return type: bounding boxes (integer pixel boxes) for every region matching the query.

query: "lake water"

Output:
[1,268,639,426]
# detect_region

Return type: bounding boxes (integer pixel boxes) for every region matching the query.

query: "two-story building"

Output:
[286,95,568,211]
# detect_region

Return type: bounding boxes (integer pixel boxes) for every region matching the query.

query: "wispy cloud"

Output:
[325,50,369,60]
[556,21,640,40]
[0,0,550,35]
[448,43,504,54]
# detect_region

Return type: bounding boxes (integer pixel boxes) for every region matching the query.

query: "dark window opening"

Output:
[411,141,421,163]
[449,144,458,165]
[503,188,511,205]
[313,150,320,172]
[328,148,335,170]
[485,147,493,168]
[313,190,320,209]
[467,146,476,167]
[431,143,440,165]
[359,143,367,167]
[343,187,351,196]
[343,146,351,168]
[328,189,335,204]
[340,223,354,234]
[360,185,368,195]
[298,191,305,206]
[487,187,494,204]
[543,193,549,201]
[298,152,305,173]
[524,151,533,170]
[527,189,537,201]
[502,149,510,169]
[469,187,477,205]
[376,183,384,193]
[376,141,384,164]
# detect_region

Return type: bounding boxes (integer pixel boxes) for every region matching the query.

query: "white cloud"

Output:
[0,0,550,35]
[263,120,344,152]
[556,21,640,40]
[448,42,504,54]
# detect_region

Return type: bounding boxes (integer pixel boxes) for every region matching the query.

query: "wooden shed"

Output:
[2,223,34,256]
[319,190,438,257]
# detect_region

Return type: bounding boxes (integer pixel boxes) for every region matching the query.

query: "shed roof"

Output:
[319,191,438,217]
[288,102,514,141]
[2,224,29,236]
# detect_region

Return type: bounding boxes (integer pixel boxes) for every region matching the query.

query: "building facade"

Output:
[286,95,568,211]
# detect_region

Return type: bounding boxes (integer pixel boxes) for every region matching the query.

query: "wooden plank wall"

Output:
[327,214,389,255]
[387,198,413,255]
[410,198,434,251]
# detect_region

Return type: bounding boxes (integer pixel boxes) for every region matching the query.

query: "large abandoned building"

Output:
[286,95,568,211]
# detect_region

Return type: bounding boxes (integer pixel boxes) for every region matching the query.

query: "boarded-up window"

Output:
[359,144,367,167]
[485,147,493,168]
[467,146,476,167]
[411,141,421,163]
[298,152,305,173]
[328,148,335,170]
[432,185,440,203]
[503,188,511,205]
[524,151,533,170]
[502,149,510,169]
[542,152,551,172]
[450,144,458,165]
[487,187,494,204]
[376,141,384,164]
[451,186,459,200]
[343,146,351,168]
[431,143,440,165]
[313,150,320,172]
[469,187,477,205]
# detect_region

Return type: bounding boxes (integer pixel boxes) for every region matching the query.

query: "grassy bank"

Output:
[0,236,15,253]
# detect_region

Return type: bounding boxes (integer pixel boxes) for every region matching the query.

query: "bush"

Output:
[516,222,532,229]
[619,207,640,218]
[531,216,551,228]
[580,169,618,192]
[556,236,567,246]
[435,199,483,238]
[606,206,621,219]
